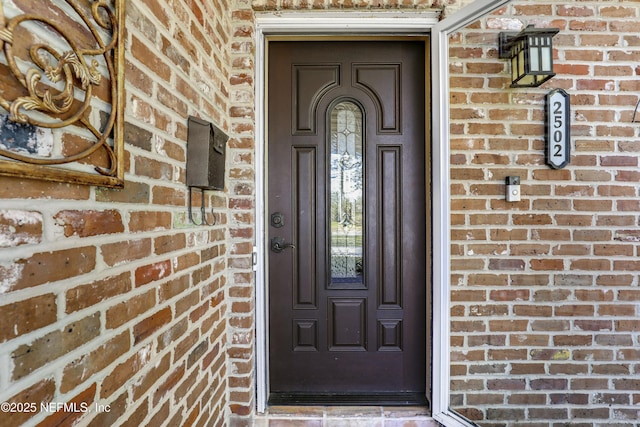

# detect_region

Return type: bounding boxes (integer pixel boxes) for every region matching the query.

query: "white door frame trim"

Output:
[253,3,511,424]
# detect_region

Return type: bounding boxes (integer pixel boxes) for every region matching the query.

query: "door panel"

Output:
[268,40,429,405]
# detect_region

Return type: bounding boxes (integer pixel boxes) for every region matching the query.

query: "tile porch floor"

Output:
[251,405,440,426]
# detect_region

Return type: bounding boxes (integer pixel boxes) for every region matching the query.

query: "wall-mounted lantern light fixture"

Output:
[499,25,559,88]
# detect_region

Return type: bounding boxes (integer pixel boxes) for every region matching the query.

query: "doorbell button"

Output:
[506,176,521,202]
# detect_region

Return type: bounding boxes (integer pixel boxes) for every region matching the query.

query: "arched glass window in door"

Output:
[329,101,364,286]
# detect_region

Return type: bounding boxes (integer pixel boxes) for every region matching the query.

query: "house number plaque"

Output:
[545,88,570,169]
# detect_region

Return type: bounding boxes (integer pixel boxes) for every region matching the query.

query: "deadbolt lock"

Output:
[271,212,285,228]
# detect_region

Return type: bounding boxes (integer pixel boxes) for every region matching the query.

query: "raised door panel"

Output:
[377,146,402,309]
[293,146,317,308]
[293,65,340,134]
[353,64,401,133]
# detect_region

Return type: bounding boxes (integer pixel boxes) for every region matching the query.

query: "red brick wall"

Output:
[0,0,241,425]
[449,1,640,425]
[227,1,258,420]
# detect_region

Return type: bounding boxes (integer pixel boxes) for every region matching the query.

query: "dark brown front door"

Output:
[268,40,429,405]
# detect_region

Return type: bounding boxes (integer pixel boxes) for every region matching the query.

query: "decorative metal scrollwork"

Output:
[0,0,124,187]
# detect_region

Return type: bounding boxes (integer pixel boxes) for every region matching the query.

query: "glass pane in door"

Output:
[329,101,364,285]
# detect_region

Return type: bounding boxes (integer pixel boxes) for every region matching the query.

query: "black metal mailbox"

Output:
[187,116,228,191]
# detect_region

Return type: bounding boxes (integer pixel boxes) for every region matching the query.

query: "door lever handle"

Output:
[271,237,296,253]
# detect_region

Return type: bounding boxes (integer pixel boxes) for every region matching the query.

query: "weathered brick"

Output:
[7,247,96,292]
[186,375,208,411]
[54,210,124,237]
[487,379,526,391]
[529,407,569,419]
[129,211,172,232]
[2,378,55,426]
[488,349,527,361]
[12,313,100,380]
[153,362,186,406]
[575,319,612,332]
[572,378,612,391]
[489,320,528,332]
[66,272,132,313]
[488,259,525,271]
[550,393,590,405]
[174,367,199,406]
[61,331,130,393]
[570,407,611,419]
[531,378,568,391]
[189,301,209,325]
[101,345,151,398]
[0,210,42,248]
[119,397,149,427]
[37,383,96,427]
[555,305,595,317]
[0,178,90,200]
[176,290,200,318]
[106,290,156,329]
[513,304,553,317]
[510,363,545,375]
[152,186,187,206]
[132,353,171,400]
[133,307,173,344]
[135,260,172,287]
[155,233,187,255]
[86,393,127,427]
[468,334,506,347]
[576,352,615,366]
[489,289,529,301]
[595,334,633,346]
[553,335,592,347]
[175,252,200,272]
[157,317,188,353]
[131,35,171,81]
[95,180,150,204]
[0,294,57,342]
[174,329,200,364]
[158,275,190,304]
[101,239,153,267]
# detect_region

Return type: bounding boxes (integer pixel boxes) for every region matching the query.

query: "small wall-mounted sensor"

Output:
[506,176,521,202]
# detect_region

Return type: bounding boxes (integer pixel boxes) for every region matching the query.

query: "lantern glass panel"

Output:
[519,74,535,86]
[517,42,525,78]
[541,45,552,71]
[530,46,540,72]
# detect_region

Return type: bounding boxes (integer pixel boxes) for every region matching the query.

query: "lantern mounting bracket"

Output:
[498,31,521,59]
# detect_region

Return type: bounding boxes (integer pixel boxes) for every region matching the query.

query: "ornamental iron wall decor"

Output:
[0,0,125,187]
